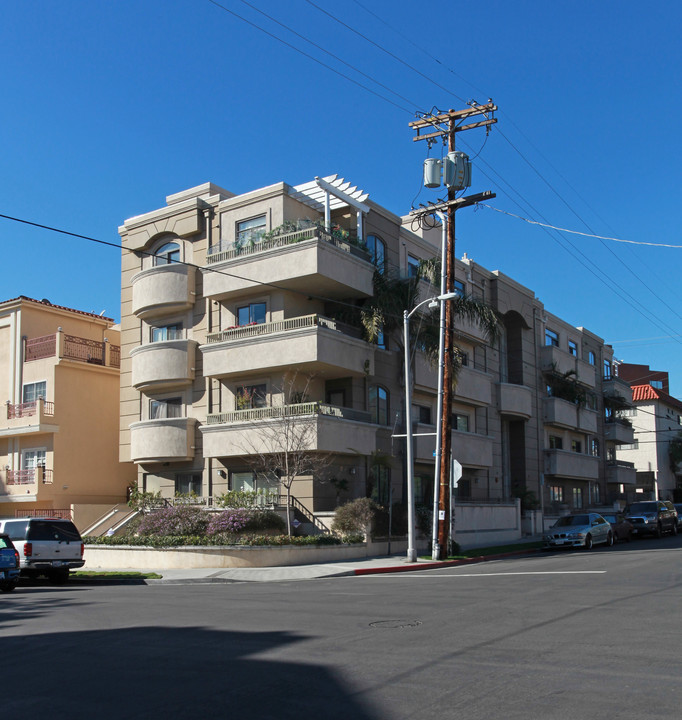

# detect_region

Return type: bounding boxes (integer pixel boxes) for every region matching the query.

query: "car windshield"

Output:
[627,502,658,514]
[554,515,590,527]
[0,536,13,550]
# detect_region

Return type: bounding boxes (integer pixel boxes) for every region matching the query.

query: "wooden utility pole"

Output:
[409,102,497,559]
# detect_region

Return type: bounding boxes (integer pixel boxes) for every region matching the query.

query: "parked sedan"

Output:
[600,512,633,543]
[544,513,613,550]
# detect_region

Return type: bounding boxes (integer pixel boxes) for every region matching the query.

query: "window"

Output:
[370,465,390,505]
[237,216,266,246]
[237,302,266,326]
[571,439,582,453]
[150,397,182,419]
[366,235,386,273]
[376,322,387,350]
[573,487,583,509]
[327,390,345,407]
[587,351,596,365]
[407,254,420,278]
[22,449,46,470]
[592,483,601,504]
[545,328,559,347]
[154,241,180,266]
[585,394,597,411]
[621,407,637,417]
[550,485,564,503]
[603,359,612,380]
[235,384,267,410]
[231,471,278,494]
[369,386,389,425]
[651,380,663,389]
[176,473,202,496]
[549,435,563,450]
[590,439,600,457]
[568,340,577,356]
[413,404,431,425]
[605,406,613,421]
[151,324,182,342]
[23,381,46,403]
[452,414,469,432]
[454,279,465,297]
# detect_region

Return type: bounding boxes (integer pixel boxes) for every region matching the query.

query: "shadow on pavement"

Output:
[0,621,383,720]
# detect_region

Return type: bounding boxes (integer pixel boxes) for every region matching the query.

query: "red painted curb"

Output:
[353,548,540,575]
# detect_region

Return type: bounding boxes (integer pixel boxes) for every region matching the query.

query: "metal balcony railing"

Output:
[7,400,55,419]
[206,402,371,426]
[205,314,362,344]
[6,468,53,485]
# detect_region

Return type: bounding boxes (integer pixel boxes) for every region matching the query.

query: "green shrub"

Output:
[243,510,286,533]
[331,497,377,537]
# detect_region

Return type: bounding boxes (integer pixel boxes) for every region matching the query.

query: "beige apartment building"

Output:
[0,297,136,527]
[118,176,634,529]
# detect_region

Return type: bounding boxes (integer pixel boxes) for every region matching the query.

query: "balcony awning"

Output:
[291,175,370,237]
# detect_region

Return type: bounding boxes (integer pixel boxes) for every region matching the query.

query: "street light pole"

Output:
[404,292,459,564]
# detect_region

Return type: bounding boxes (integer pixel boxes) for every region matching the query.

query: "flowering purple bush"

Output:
[206,509,252,536]
[137,506,209,537]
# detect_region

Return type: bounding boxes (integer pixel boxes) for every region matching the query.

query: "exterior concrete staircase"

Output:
[82,503,139,537]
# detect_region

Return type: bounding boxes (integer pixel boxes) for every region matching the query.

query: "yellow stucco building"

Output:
[0,296,136,529]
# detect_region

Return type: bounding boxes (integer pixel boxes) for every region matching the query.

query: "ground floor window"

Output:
[231,471,279,494]
[573,487,583,509]
[176,473,202,496]
[591,482,601,505]
[549,485,564,503]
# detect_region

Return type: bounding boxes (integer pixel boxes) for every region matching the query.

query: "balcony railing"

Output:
[6,468,53,485]
[206,226,370,265]
[24,333,120,368]
[205,314,363,344]
[7,400,55,419]
[206,402,371,426]
[607,459,635,469]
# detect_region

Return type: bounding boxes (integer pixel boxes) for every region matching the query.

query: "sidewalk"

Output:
[82,541,543,585]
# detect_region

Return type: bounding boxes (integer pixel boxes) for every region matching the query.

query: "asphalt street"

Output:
[3,535,681,720]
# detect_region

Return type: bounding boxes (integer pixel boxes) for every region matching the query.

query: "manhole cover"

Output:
[369,619,422,629]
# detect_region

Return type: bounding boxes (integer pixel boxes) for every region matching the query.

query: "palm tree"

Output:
[359,266,499,384]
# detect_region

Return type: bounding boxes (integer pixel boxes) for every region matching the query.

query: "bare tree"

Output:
[237,373,333,536]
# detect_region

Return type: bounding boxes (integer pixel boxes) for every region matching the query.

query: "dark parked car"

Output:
[674,504,682,529]
[600,512,633,543]
[624,501,677,538]
[0,533,21,592]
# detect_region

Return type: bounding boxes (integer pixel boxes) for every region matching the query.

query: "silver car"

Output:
[544,513,613,550]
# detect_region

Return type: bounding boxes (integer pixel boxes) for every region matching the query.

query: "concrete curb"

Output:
[353,548,541,575]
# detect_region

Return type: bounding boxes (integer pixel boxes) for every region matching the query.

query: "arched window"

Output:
[154,241,180,266]
[369,385,389,425]
[366,235,385,273]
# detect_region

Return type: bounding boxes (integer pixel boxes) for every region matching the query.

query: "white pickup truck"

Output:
[0,518,84,583]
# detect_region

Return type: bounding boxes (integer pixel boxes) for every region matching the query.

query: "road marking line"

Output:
[370,570,607,578]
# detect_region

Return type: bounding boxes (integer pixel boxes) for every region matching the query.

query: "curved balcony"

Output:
[131,264,195,319]
[129,417,197,463]
[201,315,374,379]
[497,383,533,419]
[131,340,197,391]
[201,402,375,458]
[202,228,374,300]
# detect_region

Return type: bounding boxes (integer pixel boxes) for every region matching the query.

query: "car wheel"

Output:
[584,534,593,550]
[0,582,16,593]
[606,531,614,547]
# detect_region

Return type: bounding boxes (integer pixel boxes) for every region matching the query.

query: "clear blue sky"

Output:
[2,1,681,393]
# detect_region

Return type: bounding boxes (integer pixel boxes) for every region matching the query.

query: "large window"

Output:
[550,485,564,503]
[22,449,46,470]
[545,328,559,347]
[151,324,182,342]
[176,473,202,496]
[603,359,612,380]
[572,487,583,509]
[454,279,465,297]
[568,340,578,356]
[23,381,46,403]
[232,471,278,493]
[237,302,266,326]
[549,435,563,450]
[154,241,180,266]
[150,397,182,419]
[590,439,600,457]
[366,235,386,273]
[452,413,469,432]
[237,216,266,246]
[587,351,596,365]
[369,385,389,425]
[413,404,432,425]
[235,384,267,410]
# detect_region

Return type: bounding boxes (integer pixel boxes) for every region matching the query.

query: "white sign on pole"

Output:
[451,459,462,488]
